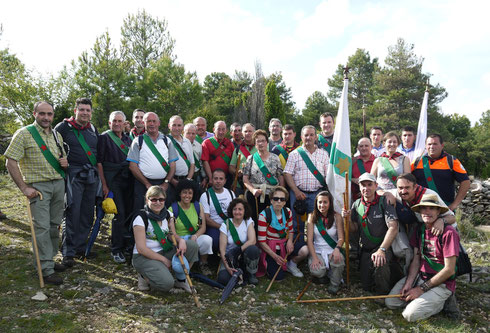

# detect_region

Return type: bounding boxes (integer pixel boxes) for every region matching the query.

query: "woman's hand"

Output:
[177,238,187,255]
[161,256,171,268]
[286,240,294,254]
[191,235,198,242]
[309,257,322,270]
[274,253,286,266]
[341,209,351,218]
[225,265,237,276]
[331,248,342,264]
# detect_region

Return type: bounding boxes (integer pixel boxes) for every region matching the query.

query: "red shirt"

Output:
[352,154,376,199]
[201,137,234,173]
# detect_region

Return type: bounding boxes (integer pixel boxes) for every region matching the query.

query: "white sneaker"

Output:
[174,279,192,294]
[138,274,150,291]
[287,261,304,278]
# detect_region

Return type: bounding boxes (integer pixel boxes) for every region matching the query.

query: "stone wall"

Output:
[461,177,490,220]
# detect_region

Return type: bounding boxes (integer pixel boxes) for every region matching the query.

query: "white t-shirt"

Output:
[200,188,235,225]
[169,135,195,176]
[132,212,173,254]
[219,219,254,252]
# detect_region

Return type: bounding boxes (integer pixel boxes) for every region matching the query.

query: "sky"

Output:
[1,0,488,124]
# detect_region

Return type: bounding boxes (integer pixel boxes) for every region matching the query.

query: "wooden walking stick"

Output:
[343,172,350,287]
[231,154,241,192]
[296,294,402,303]
[169,233,201,307]
[296,280,312,301]
[26,191,44,288]
[266,230,301,293]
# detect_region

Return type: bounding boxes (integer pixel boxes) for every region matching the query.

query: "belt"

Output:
[174,175,188,180]
[299,189,320,194]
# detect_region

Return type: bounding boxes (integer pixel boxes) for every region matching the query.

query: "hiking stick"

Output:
[254,195,259,222]
[26,191,44,288]
[296,280,312,301]
[266,231,301,293]
[231,154,241,192]
[169,233,201,307]
[296,294,402,303]
[343,172,350,287]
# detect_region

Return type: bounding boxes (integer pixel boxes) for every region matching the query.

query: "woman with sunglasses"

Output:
[307,191,345,294]
[169,179,213,276]
[218,198,260,285]
[257,186,309,280]
[132,186,199,292]
[243,129,285,224]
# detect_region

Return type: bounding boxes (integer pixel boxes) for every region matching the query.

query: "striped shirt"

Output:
[257,207,293,242]
[4,122,65,183]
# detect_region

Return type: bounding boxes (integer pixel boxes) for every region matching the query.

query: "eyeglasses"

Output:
[271,197,287,202]
[149,198,165,203]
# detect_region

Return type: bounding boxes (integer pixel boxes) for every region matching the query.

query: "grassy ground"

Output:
[0,174,488,332]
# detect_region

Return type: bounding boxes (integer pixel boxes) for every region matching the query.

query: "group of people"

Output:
[4,99,470,322]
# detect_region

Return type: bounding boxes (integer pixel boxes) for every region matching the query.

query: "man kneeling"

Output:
[386,193,459,322]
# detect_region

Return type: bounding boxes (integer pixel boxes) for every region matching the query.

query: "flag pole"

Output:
[343,172,350,287]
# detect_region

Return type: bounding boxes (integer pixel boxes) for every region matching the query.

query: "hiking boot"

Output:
[43,273,63,285]
[138,274,150,291]
[112,252,126,264]
[443,293,461,319]
[175,280,192,294]
[199,262,212,276]
[62,256,75,268]
[287,261,304,278]
[248,273,259,285]
[327,284,340,295]
[54,263,67,272]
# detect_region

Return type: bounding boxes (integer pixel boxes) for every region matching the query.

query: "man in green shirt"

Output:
[5,101,68,285]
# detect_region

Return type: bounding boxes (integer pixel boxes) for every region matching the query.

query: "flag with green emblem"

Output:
[326,76,352,213]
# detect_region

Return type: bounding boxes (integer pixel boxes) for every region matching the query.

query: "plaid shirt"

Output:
[4,122,65,183]
[283,145,329,192]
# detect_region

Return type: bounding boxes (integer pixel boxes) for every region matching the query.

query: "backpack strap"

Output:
[171,202,179,219]
[138,134,169,151]
[265,206,272,224]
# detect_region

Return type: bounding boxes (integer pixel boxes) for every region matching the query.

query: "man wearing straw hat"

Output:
[5,101,68,285]
[385,193,460,322]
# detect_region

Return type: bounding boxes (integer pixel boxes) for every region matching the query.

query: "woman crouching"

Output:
[132,186,199,292]
[218,198,260,285]
[307,191,345,295]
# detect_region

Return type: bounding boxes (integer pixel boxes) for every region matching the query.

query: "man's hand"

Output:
[286,240,294,254]
[160,182,169,192]
[253,188,263,198]
[59,157,68,169]
[22,187,39,199]
[384,192,396,205]
[294,190,306,201]
[371,249,387,267]
[431,218,444,236]
[102,184,109,199]
[403,286,424,301]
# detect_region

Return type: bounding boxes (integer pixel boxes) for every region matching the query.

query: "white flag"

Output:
[413,90,429,160]
[326,78,352,213]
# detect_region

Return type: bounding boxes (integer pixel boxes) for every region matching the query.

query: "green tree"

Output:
[264,79,283,125]
[297,91,335,131]
[461,111,490,177]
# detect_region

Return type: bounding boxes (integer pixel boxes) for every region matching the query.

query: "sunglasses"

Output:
[149,198,165,203]
[271,197,287,202]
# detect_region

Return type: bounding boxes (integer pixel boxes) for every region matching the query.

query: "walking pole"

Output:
[296,280,312,301]
[231,154,241,192]
[296,294,402,303]
[169,233,201,307]
[26,192,44,288]
[343,172,350,287]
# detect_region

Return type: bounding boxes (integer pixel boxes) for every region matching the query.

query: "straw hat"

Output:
[411,193,448,214]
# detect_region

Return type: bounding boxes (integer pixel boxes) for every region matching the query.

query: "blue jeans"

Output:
[289,189,321,243]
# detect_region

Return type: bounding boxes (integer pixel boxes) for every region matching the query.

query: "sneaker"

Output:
[62,256,75,268]
[174,279,192,294]
[138,274,150,291]
[248,273,258,285]
[43,273,63,285]
[287,261,304,278]
[112,252,126,264]
[443,293,461,319]
[199,262,212,276]
[54,263,67,272]
[327,284,340,295]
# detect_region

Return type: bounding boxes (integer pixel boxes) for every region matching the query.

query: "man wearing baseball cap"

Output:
[386,193,460,322]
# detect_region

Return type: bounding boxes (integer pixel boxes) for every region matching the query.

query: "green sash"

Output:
[194,152,201,169]
[227,219,243,246]
[73,129,97,166]
[318,134,332,154]
[253,152,278,185]
[129,132,135,141]
[177,204,197,235]
[355,203,383,245]
[276,145,289,161]
[209,137,231,165]
[356,158,367,175]
[169,136,191,169]
[297,147,327,187]
[208,188,227,220]
[379,157,398,186]
[420,224,456,279]
[107,131,129,155]
[142,134,170,173]
[148,219,173,251]
[26,125,65,178]
[195,135,203,144]
[422,156,439,194]
[315,218,337,249]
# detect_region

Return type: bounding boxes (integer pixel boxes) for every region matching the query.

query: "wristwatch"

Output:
[379,247,386,253]
[164,179,169,184]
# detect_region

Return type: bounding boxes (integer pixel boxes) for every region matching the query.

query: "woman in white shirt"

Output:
[218,197,260,285]
[132,186,199,292]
